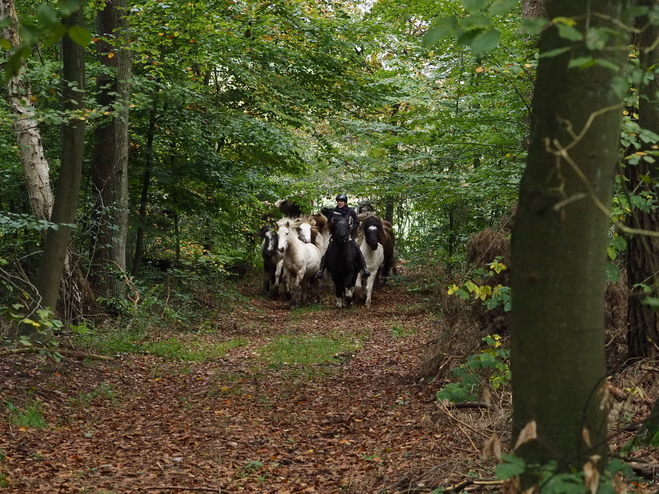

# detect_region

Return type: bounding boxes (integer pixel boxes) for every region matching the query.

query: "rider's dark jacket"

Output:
[329,205,360,232]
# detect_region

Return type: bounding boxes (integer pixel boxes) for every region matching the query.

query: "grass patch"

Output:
[6,401,48,429]
[390,324,416,339]
[0,472,7,488]
[143,338,248,360]
[260,334,361,368]
[70,383,117,407]
[78,330,248,361]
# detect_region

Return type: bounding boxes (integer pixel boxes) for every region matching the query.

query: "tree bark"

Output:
[0,0,54,222]
[131,99,158,276]
[33,11,86,322]
[90,0,131,300]
[510,0,629,475]
[626,1,659,361]
[522,0,545,20]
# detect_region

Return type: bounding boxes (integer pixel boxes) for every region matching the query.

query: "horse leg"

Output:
[344,281,354,308]
[290,270,305,309]
[365,273,376,306]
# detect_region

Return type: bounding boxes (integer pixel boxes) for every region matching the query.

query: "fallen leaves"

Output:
[0,282,486,493]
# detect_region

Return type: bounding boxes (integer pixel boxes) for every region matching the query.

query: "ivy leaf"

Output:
[471,28,500,57]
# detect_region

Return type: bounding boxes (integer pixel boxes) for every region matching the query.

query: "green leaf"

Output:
[495,455,526,479]
[489,0,520,16]
[539,47,570,59]
[520,17,548,35]
[556,22,583,41]
[568,57,595,69]
[423,25,454,46]
[462,14,491,28]
[471,29,500,57]
[462,0,487,13]
[37,4,58,27]
[68,25,92,47]
[641,297,659,309]
[57,0,83,16]
[423,16,457,46]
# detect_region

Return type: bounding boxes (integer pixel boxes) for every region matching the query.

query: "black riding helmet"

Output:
[336,193,348,202]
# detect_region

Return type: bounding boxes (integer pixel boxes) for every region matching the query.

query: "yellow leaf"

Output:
[107,53,114,58]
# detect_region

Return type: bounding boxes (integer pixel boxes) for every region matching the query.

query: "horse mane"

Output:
[310,213,328,233]
[258,224,273,239]
[362,214,385,234]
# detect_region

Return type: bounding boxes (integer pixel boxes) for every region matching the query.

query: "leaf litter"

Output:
[1,279,518,493]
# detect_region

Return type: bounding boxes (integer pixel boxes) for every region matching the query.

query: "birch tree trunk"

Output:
[0,0,54,222]
[511,0,629,476]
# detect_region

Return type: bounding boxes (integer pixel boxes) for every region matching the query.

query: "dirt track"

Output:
[0,280,501,493]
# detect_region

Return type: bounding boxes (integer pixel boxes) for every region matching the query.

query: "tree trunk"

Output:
[33,11,86,325]
[626,2,659,361]
[0,0,54,222]
[510,0,628,476]
[131,99,158,276]
[522,0,545,20]
[90,0,131,300]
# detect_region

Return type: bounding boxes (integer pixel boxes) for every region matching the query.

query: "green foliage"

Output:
[390,324,416,339]
[5,401,48,429]
[80,329,248,361]
[260,334,361,366]
[142,338,248,361]
[495,455,636,493]
[436,335,510,403]
[69,383,116,407]
[447,259,510,311]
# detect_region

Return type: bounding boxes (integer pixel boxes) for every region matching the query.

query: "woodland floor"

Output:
[0,276,657,493]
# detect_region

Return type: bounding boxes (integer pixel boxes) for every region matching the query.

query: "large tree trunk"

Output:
[0,0,54,222]
[90,0,131,300]
[626,2,659,361]
[33,11,86,327]
[510,0,628,477]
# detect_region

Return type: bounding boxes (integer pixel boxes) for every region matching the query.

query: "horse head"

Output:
[265,229,278,256]
[363,216,382,251]
[259,225,278,256]
[276,220,291,253]
[296,220,312,244]
[330,217,352,244]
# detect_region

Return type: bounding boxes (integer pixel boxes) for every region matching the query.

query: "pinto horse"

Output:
[357,212,396,283]
[325,217,362,308]
[276,219,321,308]
[259,225,283,294]
[356,216,385,306]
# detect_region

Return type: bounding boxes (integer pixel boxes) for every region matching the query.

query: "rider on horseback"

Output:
[315,194,371,279]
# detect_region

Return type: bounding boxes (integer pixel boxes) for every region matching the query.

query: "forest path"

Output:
[0,278,489,493]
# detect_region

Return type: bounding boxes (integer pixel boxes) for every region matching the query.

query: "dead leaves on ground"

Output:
[0,283,499,493]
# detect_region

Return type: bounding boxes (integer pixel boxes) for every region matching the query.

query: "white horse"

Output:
[276,218,321,308]
[356,219,385,306]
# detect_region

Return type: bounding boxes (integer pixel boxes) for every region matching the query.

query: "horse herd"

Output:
[258,207,395,309]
